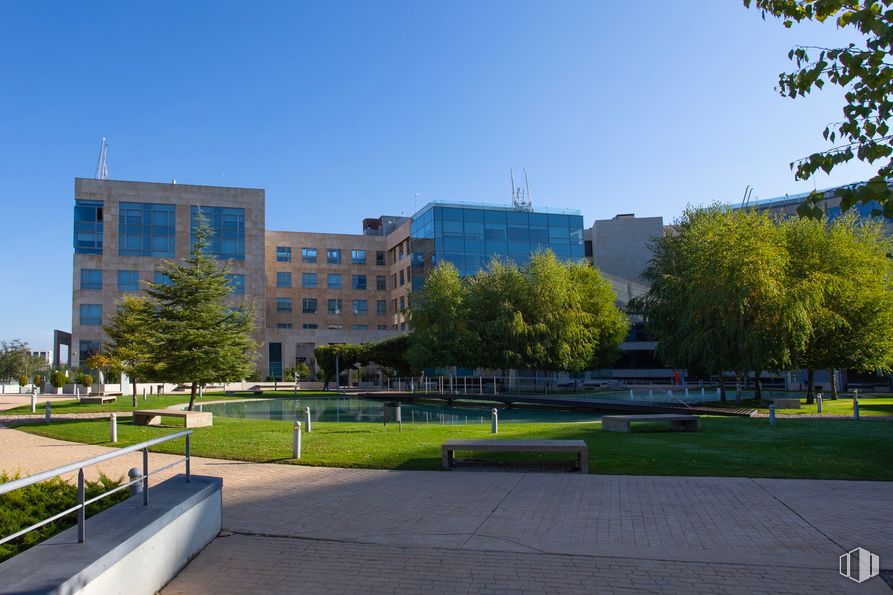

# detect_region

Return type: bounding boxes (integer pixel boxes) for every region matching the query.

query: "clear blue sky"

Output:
[0,1,874,350]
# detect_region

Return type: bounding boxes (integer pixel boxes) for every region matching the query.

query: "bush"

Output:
[32,375,42,389]
[0,472,126,561]
[50,371,67,389]
[18,376,27,388]
[78,374,94,388]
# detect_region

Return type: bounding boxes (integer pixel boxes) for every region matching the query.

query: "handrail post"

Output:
[77,469,85,543]
[142,448,149,505]
[185,434,191,482]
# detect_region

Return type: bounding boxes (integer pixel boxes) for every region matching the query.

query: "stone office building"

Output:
[70,177,662,380]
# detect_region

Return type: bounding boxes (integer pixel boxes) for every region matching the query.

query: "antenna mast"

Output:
[510,168,532,211]
[95,138,109,180]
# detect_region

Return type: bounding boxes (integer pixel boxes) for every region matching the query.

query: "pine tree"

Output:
[145,212,257,410]
[104,295,156,400]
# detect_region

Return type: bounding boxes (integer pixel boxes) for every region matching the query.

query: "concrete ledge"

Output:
[0,474,222,595]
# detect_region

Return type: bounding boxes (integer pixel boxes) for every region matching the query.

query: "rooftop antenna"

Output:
[741,185,754,208]
[511,168,532,211]
[95,138,109,180]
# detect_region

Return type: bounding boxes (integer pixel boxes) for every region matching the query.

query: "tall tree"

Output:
[146,215,257,410]
[0,340,32,383]
[745,0,893,216]
[104,296,157,400]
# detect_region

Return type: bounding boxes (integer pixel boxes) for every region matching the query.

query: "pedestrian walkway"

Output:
[1,426,890,594]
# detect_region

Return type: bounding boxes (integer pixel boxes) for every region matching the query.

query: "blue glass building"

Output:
[409,202,584,288]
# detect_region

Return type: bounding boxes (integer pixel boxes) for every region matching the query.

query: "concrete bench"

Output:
[133,409,213,428]
[763,397,801,409]
[602,414,700,432]
[442,439,588,473]
[80,395,117,404]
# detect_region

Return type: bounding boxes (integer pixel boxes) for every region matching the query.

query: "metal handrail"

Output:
[0,430,192,546]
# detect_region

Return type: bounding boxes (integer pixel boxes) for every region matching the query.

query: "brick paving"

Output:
[1,426,890,594]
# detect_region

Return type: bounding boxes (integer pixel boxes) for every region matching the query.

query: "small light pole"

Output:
[491,408,498,434]
[293,421,302,458]
[31,388,37,413]
[110,413,117,443]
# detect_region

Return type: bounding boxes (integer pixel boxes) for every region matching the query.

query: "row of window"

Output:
[276,272,387,290]
[275,247,386,266]
[274,323,388,331]
[276,298,387,315]
[80,268,245,295]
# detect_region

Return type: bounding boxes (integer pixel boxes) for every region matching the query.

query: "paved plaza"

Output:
[0,424,890,594]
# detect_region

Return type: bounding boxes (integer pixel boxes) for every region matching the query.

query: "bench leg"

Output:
[442,448,454,469]
[578,448,588,474]
[602,419,630,432]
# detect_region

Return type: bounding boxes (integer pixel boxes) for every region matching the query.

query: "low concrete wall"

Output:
[0,474,221,595]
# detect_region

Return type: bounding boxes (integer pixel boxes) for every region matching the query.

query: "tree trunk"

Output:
[132,378,138,401]
[805,368,815,404]
[829,368,839,400]
[188,381,197,411]
[719,373,726,402]
[754,370,762,403]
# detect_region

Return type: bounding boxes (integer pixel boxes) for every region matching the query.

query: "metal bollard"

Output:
[31,389,36,413]
[491,408,498,434]
[45,400,51,423]
[769,404,776,427]
[110,413,117,443]
[293,421,302,458]
[128,467,142,496]
[629,389,634,401]
[816,393,823,414]
[76,387,80,401]
[701,387,705,396]
[853,396,860,420]
[305,406,312,432]
[142,388,147,401]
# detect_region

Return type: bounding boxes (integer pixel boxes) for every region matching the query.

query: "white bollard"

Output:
[293,421,302,458]
[31,389,37,413]
[853,396,860,420]
[629,389,634,400]
[701,387,705,396]
[684,388,689,397]
[716,387,721,397]
[769,404,776,427]
[667,390,673,398]
[305,406,312,432]
[143,387,147,401]
[648,389,653,398]
[110,413,117,443]
[491,408,498,433]
[128,468,142,496]
[45,400,51,423]
[76,387,80,401]
[816,393,823,414]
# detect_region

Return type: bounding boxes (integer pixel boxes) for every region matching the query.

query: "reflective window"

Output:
[191,206,245,260]
[399,296,405,311]
[118,270,139,292]
[377,300,387,315]
[277,323,293,329]
[74,199,103,254]
[276,297,292,312]
[352,325,368,330]
[376,275,386,291]
[302,273,317,288]
[78,340,101,367]
[351,249,366,265]
[352,275,367,290]
[375,251,385,266]
[80,269,102,290]
[302,247,317,263]
[154,272,172,286]
[353,299,368,315]
[302,323,318,329]
[276,246,292,262]
[226,274,245,295]
[269,343,282,380]
[328,299,342,314]
[276,272,292,288]
[80,304,102,326]
[327,274,343,289]
[377,325,387,330]
[327,249,342,264]
[302,298,317,314]
[119,202,176,257]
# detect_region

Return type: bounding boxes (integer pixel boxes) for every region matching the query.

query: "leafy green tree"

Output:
[50,371,67,391]
[745,0,893,216]
[145,214,257,411]
[784,213,893,400]
[0,340,33,383]
[634,207,809,401]
[77,374,92,391]
[104,296,157,400]
[366,335,413,377]
[407,261,473,370]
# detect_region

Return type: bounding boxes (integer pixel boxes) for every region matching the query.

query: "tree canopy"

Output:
[745,0,893,215]
[103,295,157,399]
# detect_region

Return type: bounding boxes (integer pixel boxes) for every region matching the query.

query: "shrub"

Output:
[32,375,42,389]
[0,472,126,561]
[78,374,94,388]
[18,376,27,388]
[50,371,67,389]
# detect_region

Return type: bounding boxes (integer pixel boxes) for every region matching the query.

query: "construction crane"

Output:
[741,185,754,208]
[511,168,532,211]
[95,138,109,180]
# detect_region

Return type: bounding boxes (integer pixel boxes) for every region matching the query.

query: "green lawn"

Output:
[2,391,332,415]
[705,395,893,416]
[13,415,893,480]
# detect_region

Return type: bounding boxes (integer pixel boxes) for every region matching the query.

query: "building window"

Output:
[328,324,343,330]
[391,273,397,289]
[277,323,293,329]
[351,249,366,265]
[269,342,282,380]
[327,248,342,264]
[328,299,342,314]
[398,244,404,261]
[276,246,292,262]
[302,298,317,314]
[119,202,176,257]
[80,304,102,326]
[191,206,245,260]
[302,323,318,329]
[118,270,139,292]
[154,272,172,286]
[399,270,405,286]
[276,272,292,288]
[352,275,367,290]
[375,251,385,266]
[353,300,368,315]
[377,325,387,330]
[276,297,293,313]
[352,325,368,330]
[399,296,406,311]
[78,340,101,368]
[302,272,317,288]
[302,247,317,263]
[377,300,387,315]
[327,274,343,289]
[226,274,245,295]
[74,199,103,255]
[80,269,102,290]
[376,275,386,291]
